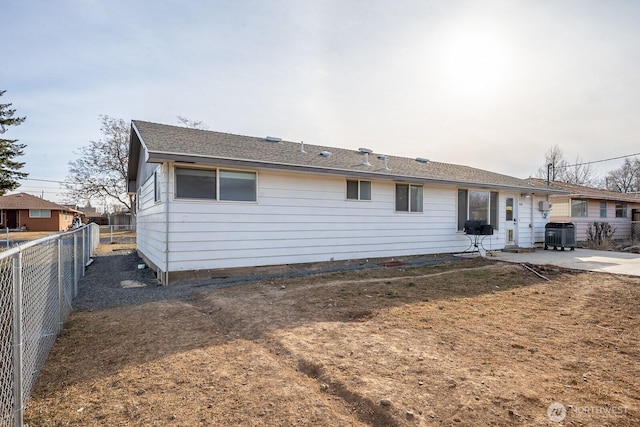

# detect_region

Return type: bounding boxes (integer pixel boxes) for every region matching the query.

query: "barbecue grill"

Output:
[462,220,494,255]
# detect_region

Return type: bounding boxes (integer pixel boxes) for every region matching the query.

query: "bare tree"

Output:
[64,115,134,213]
[177,115,209,130]
[536,145,595,186]
[604,158,640,193]
[536,145,565,182]
[562,154,596,187]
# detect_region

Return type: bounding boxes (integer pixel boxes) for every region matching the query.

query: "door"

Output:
[6,210,17,229]
[505,196,517,246]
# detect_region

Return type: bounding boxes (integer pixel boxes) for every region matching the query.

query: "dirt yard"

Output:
[25,255,639,426]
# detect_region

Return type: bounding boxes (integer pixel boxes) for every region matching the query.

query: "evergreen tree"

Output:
[0,90,28,194]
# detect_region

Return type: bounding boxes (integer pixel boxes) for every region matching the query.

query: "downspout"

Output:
[530,193,535,248]
[164,163,170,285]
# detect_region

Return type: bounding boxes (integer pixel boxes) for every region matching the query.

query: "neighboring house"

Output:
[530,178,640,241]
[128,121,562,284]
[0,193,78,231]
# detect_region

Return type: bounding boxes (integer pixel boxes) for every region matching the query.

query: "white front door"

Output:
[505,196,517,246]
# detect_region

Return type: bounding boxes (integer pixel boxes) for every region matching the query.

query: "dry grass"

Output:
[25,259,640,426]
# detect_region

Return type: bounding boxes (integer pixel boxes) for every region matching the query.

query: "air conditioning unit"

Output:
[538,201,552,211]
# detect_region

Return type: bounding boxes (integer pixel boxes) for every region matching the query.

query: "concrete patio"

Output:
[493,248,640,277]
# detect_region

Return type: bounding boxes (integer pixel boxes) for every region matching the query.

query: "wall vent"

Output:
[265,136,282,142]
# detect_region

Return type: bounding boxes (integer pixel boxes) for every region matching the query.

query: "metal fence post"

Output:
[110,225,114,244]
[12,251,23,427]
[73,232,78,298]
[81,228,86,276]
[57,237,64,333]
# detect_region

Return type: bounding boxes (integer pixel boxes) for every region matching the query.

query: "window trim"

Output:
[395,183,423,213]
[615,201,627,218]
[571,198,588,217]
[174,165,257,202]
[29,209,52,218]
[457,189,499,231]
[154,168,161,203]
[599,201,607,218]
[346,179,372,201]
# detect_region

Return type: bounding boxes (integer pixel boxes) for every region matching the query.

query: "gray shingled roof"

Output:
[130,120,560,192]
[0,193,76,211]
[530,178,640,203]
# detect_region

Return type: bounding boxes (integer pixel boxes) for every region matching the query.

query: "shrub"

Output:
[585,222,616,249]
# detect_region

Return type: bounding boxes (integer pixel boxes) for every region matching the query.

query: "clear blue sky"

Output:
[3,0,640,206]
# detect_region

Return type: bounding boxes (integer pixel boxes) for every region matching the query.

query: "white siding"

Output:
[135,160,552,276]
[532,195,550,245]
[161,165,502,272]
[135,164,166,273]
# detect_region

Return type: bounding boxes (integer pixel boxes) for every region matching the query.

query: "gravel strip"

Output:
[73,249,466,311]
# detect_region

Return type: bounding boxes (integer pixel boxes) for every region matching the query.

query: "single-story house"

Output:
[128,120,563,284]
[0,193,79,231]
[530,178,640,241]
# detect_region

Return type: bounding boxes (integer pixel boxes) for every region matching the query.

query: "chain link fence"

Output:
[100,224,136,245]
[0,224,100,427]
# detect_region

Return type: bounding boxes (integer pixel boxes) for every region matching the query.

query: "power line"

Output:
[557,151,640,169]
[21,177,68,184]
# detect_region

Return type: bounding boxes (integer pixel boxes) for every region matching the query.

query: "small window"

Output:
[154,169,161,202]
[616,202,627,218]
[600,201,607,218]
[571,199,588,217]
[175,167,217,200]
[396,184,423,212]
[29,209,51,218]
[346,180,371,201]
[219,170,257,201]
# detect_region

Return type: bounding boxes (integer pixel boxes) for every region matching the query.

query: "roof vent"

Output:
[358,148,373,154]
[265,136,282,142]
[378,155,390,170]
[319,151,332,157]
[299,140,305,153]
[415,157,430,163]
[362,152,371,166]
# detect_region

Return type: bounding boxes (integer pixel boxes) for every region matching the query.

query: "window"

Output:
[616,202,627,218]
[154,169,161,202]
[571,199,588,217]
[457,189,499,231]
[505,197,514,221]
[600,201,607,218]
[219,170,257,201]
[346,180,371,201]
[29,209,51,218]
[395,184,423,212]
[175,167,256,201]
[176,167,217,199]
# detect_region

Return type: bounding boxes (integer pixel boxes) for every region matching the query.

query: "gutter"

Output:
[146,151,567,194]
